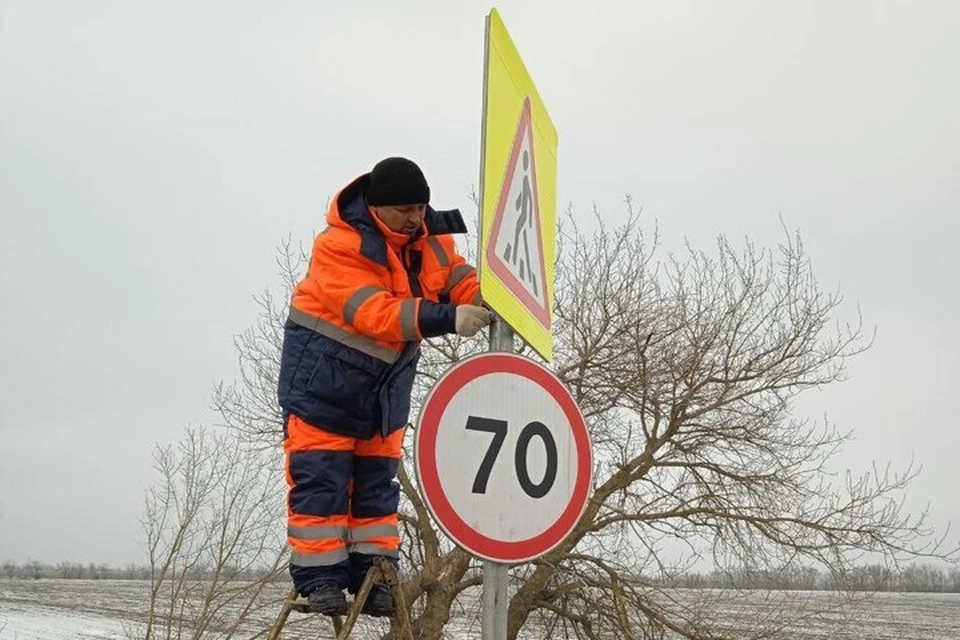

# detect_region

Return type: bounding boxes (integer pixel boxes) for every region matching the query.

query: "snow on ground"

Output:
[0,579,142,640]
[2,579,960,639]
[0,602,128,640]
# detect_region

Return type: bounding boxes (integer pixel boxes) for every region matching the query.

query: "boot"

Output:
[361,583,394,617]
[307,583,348,616]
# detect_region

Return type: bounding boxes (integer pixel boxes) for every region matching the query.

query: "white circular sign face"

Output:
[414,353,592,563]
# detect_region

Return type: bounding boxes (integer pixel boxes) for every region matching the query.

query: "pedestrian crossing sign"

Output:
[478,8,558,361]
[486,98,550,329]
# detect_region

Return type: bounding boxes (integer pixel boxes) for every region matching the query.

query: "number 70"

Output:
[465,416,558,498]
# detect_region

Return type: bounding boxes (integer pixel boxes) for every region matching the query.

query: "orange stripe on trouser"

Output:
[284,414,404,584]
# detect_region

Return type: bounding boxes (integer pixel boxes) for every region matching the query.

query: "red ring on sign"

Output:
[415,353,592,563]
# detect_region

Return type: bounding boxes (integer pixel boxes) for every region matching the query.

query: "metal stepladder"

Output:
[266,557,414,639]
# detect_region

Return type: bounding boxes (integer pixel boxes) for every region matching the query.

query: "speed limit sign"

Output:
[413,353,592,563]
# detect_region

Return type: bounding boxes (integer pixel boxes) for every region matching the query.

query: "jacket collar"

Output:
[330,173,468,267]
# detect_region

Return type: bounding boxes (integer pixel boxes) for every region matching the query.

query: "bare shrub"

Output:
[138,427,288,639]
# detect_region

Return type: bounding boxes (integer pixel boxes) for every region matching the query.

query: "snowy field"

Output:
[1,579,959,639]
[0,578,479,640]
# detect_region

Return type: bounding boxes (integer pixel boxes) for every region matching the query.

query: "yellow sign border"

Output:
[478,8,558,362]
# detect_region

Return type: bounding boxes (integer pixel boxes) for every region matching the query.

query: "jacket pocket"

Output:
[304,342,386,424]
[420,269,449,303]
[383,347,421,430]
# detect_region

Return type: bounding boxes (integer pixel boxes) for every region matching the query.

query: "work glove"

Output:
[455,305,493,337]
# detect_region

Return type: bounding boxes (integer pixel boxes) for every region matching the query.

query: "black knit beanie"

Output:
[366,157,431,206]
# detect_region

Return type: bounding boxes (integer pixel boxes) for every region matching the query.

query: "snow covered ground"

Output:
[0,603,128,640]
[0,579,135,640]
[2,579,959,639]
[0,579,137,640]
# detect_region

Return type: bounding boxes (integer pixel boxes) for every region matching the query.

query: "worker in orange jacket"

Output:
[277,157,491,616]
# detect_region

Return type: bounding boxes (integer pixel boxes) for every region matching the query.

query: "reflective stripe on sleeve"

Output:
[344,286,386,325]
[442,264,475,295]
[400,299,419,341]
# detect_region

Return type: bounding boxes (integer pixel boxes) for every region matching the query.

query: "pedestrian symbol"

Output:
[502,148,537,297]
[485,97,550,328]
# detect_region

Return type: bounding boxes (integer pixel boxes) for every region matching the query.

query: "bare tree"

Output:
[151,201,955,639]
[137,427,289,639]
[487,203,954,639]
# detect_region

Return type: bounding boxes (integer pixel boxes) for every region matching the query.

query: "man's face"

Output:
[372,203,427,235]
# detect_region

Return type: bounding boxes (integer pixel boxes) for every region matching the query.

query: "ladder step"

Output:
[267,558,412,639]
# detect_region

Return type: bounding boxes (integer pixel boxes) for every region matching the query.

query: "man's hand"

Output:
[455,305,493,337]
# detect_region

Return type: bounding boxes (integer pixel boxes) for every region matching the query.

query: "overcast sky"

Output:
[1,1,957,566]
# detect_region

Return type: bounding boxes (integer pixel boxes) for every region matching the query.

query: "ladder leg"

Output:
[377,559,414,640]
[266,586,298,640]
[336,565,382,640]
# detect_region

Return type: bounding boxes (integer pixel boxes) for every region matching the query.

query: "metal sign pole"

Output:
[482,559,509,640]
[482,315,512,639]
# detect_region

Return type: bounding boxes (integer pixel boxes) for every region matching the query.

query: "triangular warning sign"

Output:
[485,97,551,329]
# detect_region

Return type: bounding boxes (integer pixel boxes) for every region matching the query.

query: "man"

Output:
[277,157,492,617]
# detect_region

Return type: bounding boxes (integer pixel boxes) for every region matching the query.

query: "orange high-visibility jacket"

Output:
[278,173,481,439]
